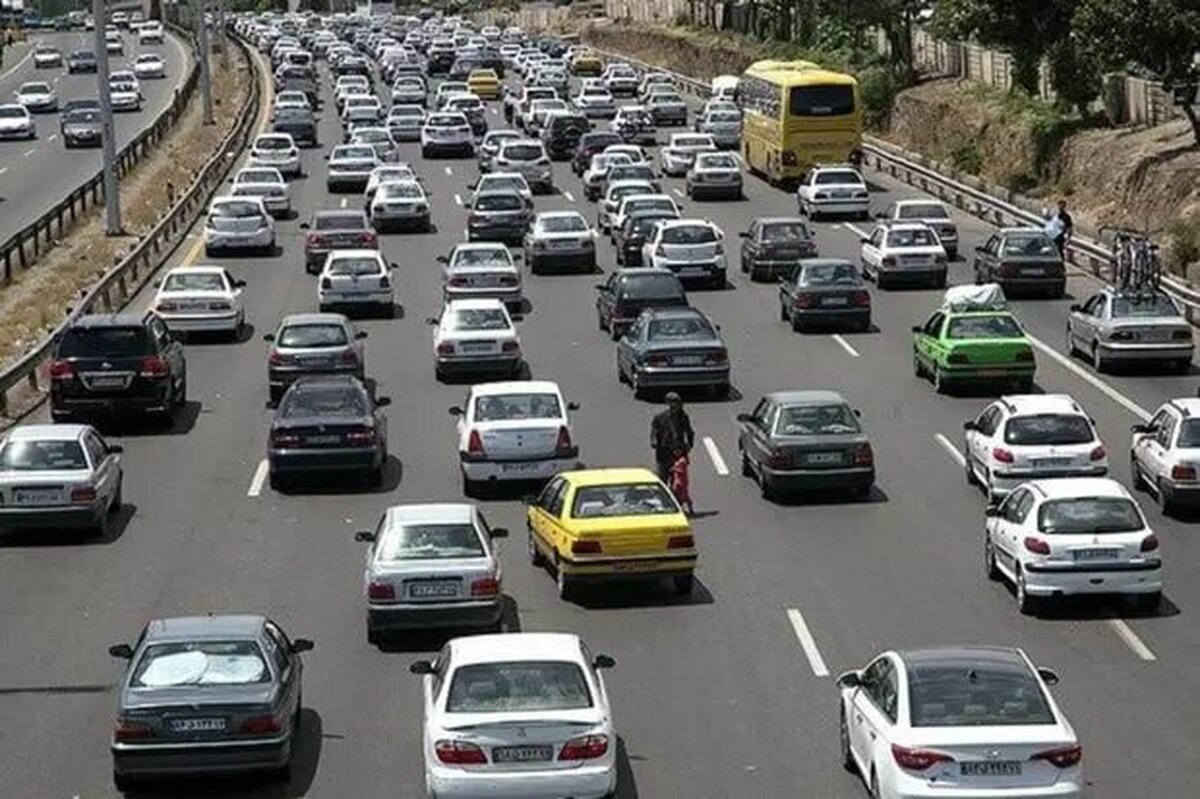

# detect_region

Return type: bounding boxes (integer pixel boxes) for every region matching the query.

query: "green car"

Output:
[912,307,1036,393]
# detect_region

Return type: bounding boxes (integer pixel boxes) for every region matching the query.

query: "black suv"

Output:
[571,131,623,176]
[50,312,187,423]
[542,112,590,161]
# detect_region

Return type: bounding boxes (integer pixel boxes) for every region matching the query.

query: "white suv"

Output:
[642,219,726,289]
[1131,397,1200,516]
[420,112,474,158]
[796,165,869,220]
[963,394,1108,501]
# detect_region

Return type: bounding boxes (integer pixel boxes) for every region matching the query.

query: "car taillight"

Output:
[70,486,97,503]
[470,576,500,596]
[320,277,333,289]
[113,719,152,742]
[359,231,377,246]
[881,256,896,267]
[655,244,666,258]
[498,275,519,286]
[1140,534,1160,553]
[271,431,301,447]
[1023,537,1051,555]
[992,447,1014,464]
[436,342,455,356]
[705,349,728,364]
[767,449,791,468]
[1172,329,1192,341]
[555,425,576,455]
[209,301,232,311]
[344,428,376,446]
[367,580,396,600]
[559,734,609,761]
[466,429,485,459]
[1171,464,1196,481]
[714,241,724,255]
[268,350,289,366]
[501,340,520,354]
[448,276,468,287]
[891,744,953,771]
[947,353,969,364]
[851,290,871,307]
[436,740,488,764]
[852,443,873,466]
[571,539,602,554]
[340,348,358,364]
[1032,744,1082,769]
[667,534,694,549]
[379,275,390,289]
[156,301,178,312]
[793,293,815,309]
[307,233,325,247]
[49,359,75,381]
[139,355,170,378]
[934,253,947,263]
[1015,349,1035,362]
[241,715,282,734]
[1089,445,1106,461]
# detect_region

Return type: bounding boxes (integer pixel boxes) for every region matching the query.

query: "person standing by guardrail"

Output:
[1046,199,1073,257]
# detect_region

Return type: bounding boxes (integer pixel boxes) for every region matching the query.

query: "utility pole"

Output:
[195,0,214,125]
[93,0,123,235]
[217,0,227,69]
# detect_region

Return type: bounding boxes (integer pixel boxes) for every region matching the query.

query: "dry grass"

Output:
[0,43,251,371]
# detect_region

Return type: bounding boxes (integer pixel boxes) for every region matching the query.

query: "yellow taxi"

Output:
[526,467,698,600]
[571,50,603,76]
[467,68,500,101]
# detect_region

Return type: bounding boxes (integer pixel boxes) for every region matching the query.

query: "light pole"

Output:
[195,0,213,125]
[93,0,123,235]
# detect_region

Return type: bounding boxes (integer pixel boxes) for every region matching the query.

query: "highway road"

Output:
[0,40,1196,799]
[0,28,191,243]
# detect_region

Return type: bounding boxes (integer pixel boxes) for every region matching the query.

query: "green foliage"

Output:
[950,142,983,175]
[858,66,899,129]
[964,83,1080,177]
[1168,212,1200,275]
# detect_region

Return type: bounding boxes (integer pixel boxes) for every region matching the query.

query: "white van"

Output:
[711,75,740,102]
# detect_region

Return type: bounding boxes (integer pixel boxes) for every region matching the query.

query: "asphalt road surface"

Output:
[0,28,190,243]
[0,44,1196,799]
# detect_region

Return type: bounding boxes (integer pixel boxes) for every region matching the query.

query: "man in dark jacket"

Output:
[650,392,694,480]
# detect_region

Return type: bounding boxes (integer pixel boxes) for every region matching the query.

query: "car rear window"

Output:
[1002,233,1057,256]
[609,166,655,183]
[379,182,422,198]
[380,523,485,561]
[353,129,391,143]
[1112,294,1179,318]
[674,136,710,148]
[760,223,808,242]
[255,136,291,150]
[446,662,592,713]
[238,169,280,184]
[776,404,860,435]
[336,145,376,160]
[1003,414,1093,446]
[131,641,271,687]
[475,194,523,211]
[621,274,684,299]
[66,111,100,123]
[648,315,715,341]
[163,273,225,292]
[328,257,382,276]
[452,246,511,268]
[898,203,949,219]
[572,482,679,518]
[278,324,348,348]
[280,386,365,417]
[58,327,151,358]
[475,393,562,421]
[314,213,366,231]
[0,440,88,471]
[1037,497,1143,534]
[452,308,510,330]
[814,170,862,185]
[907,664,1055,727]
[945,315,1023,340]
[661,225,716,245]
[212,200,263,218]
[697,154,739,170]
[800,263,858,286]
[541,215,587,233]
[886,228,938,248]
[503,144,544,161]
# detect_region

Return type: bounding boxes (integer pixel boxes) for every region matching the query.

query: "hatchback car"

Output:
[264,313,367,403]
[1131,397,1200,515]
[779,258,871,332]
[1066,288,1193,373]
[595,268,688,340]
[860,221,948,289]
[421,111,474,158]
[439,244,523,307]
[15,81,57,113]
[617,307,730,399]
[973,228,1066,297]
[134,53,167,79]
[153,266,246,338]
[369,180,431,232]
[524,211,596,274]
[356,503,507,641]
[0,104,35,139]
[466,189,532,245]
[203,196,275,256]
[301,209,377,273]
[107,615,313,791]
[660,133,717,177]
[430,299,523,381]
[317,249,397,317]
[685,151,743,200]
[247,132,302,177]
[326,144,380,192]
[0,424,122,538]
[642,219,727,289]
[796,165,869,220]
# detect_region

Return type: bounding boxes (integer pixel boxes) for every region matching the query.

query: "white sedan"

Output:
[838,646,1082,799]
[15,82,57,113]
[364,164,421,204]
[246,132,302,177]
[984,477,1162,614]
[439,243,522,306]
[318,249,397,317]
[152,265,246,337]
[356,502,506,644]
[411,632,618,799]
[430,299,523,382]
[369,179,431,232]
[860,221,948,289]
[452,380,580,492]
[231,166,291,217]
[660,132,717,177]
[386,103,426,142]
[133,53,167,79]
[108,81,142,112]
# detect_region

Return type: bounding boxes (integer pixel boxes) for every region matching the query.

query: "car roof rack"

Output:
[941,283,1007,312]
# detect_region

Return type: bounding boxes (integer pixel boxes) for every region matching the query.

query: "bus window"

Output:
[789,85,855,116]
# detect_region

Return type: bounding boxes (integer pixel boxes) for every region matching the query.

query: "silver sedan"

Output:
[616,306,731,398]
[1067,288,1194,373]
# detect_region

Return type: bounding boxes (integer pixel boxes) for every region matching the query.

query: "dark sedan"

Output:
[61,109,102,148]
[739,216,817,282]
[108,615,313,791]
[737,390,875,500]
[779,259,871,333]
[972,227,1066,297]
[466,189,532,244]
[617,306,731,398]
[267,375,389,489]
[272,107,318,147]
[614,211,676,267]
[571,130,623,176]
[301,209,378,273]
[595,268,688,340]
[66,50,98,73]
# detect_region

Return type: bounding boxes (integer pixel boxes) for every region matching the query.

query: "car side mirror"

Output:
[975,245,986,254]
[490,526,509,538]
[963,420,977,431]
[593,654,616,669]
[375,396,392,407]
[735,412,751,423]
[436,255,448,263]
[409,660,435,675]
[738,231,748,238]
[355,331,368,339]
[567,401,580,411]
[1036,667,1060,686]
[262,333,275,341]
[1131,424,1151,434]
[108,643,134,659]
[860,237,870,244]
[448,405,464,416]
[594,283,607,291]
[910,325,923,334]
[107,444,124,454]
[299,222,310,230]
[426,316,439,325]
[835,670,860,689]
[290,638,314,654]
[354,530,376,542]
[984,505,1002,517]
[1069,304,1082,312]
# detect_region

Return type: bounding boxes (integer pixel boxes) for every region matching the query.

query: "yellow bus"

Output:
[738,60,863,185]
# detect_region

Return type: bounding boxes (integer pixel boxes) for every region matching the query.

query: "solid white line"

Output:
[843,221,869,238]
[339,197,348,208]
[1108,619,1156,661]
[563,190,575,202]
[671,188,684,198]
[47,134,57,142]
[935,433,967,467]
[786,608,830,677]
[831,334,859,357]
[1025,335,1151,421]
[702,436,729,476]
[247,459,269,497]
[444,166,453,176]
[22,147,36,157]
[0,47,33,81]
[453,193,462,206]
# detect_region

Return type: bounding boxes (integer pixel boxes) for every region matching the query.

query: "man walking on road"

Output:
[650,392,694,481]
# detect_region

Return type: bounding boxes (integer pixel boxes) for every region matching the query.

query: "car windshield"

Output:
[0,440,88,471]
[328,257,381,276]
[610,166,655,183]
[1177,419,1200,448]
[661,225,716,245]
[541,215,587,233]
[1037,497,1143,534]
[908,663,1055,727]
[887,228,938,247]
[20,83,50,94]
[452,308,510,330]
[131,641,270,687]
[800,263,859,286]
[446,661,592,713]
[58,327,150,357]
[163,273,225,292]
[1002,233,1057,256]
[475,194,523,211]
[314,213,366,231]
[815,170,862,185]
[278,324,348,348]
[379,523,485,560]
[280,386,365,417]
[503,144,543,161]
[573,482,679,517]
[898,203,949,220]
[212,201,262,218]
[776,404,860,435]
[0,107,27,118]
[66,111,100,123]
[255,137,291,150]
[480,176,526,193]
[945,315,1023,340]
[1004,414,1093,446]
[647,315,715,341]
[1112,294,1179,318]
[475,393,562,421]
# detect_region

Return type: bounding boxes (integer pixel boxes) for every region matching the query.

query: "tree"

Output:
[1074,0,1200,145]
[829,0,925,83]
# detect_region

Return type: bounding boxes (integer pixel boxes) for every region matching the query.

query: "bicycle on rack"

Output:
[1101,226,1162,292]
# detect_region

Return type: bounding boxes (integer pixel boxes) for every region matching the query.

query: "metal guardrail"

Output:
[0,27,200,286]
[579,43,1200,319]
[0,27,261,421]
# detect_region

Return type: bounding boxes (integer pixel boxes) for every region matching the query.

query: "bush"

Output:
[1167,212,1200,276]
[950,142,983,175]
[858,66,898,129]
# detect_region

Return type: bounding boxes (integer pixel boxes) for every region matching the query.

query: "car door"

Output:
[529,477,567,555]
[861,226,884,274]
[83,430,117,505]
[262,621,300,719]
[741,219,759,267]
[1145,410,1177,485]
[778,267,798,314]
[740,397,776,471]
[1132,408,1168,478]
[966,404,1003,476]
[975,234,1000,281]
[596,274,617,323]
[223,269,245,317]
[991,488,1034,572]
[1069,294,1102,346]
[149,316,185,390]
[617,314,644,375]
[913,312,945,371]
[849,657,896,772]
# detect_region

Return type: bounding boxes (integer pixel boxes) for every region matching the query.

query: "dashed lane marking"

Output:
[444,166,453,176]
[563,190,575,202]
[1109,619,1157,662]
[702,436,729,476]
[453,193,462,206]
[1025,334,1151,422]
[842,221,869,239]
[247,459,269,497]
[340,197,348,208]
[671,188,684,198]
[22,147,36,157]
[934,433,966,467]
[786,608,830,677]
[831,334,859,357]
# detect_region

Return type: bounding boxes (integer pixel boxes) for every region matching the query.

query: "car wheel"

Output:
[1174,358,1192,374]
[759,473,776,500]
[110,476,123,514]
[461,472,477,498]
[113,770,134,793]
[1130,454,1147,491]
[1065,326,1078,357]
[869,769,881,799]
[1157,478,1177,517]
[527,528,546,567]
[610,324,622,342]
[616,359,629,384]
[964,454,978,486]
[1092,341,1110,373]
[555,558,575,600]
[366,621,381,646]
[877,272,891,291]
[1015,566,1039,615]
[269,471,287,492]
[711,382,731,399]
[839,704,856,772]
[913,354,926,379]
[630,369,645,399]
[779,301,789,322]
[175,374,187,408]
[932,366,948,394]
[672,574,694,595]
[741,449,754,478]
[984,534,1000,581]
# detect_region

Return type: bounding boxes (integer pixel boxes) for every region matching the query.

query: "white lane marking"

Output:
[1109,619,1157,661]
[444,166,453,176]
[831,334,859,357]
[563,190,575,202]
[671,188,684,198]
[247,459,269,497]
[339,197,348,208]
[843,221,869,238]
[47,134,57,142]
[22,147,36,157]
[935,433,966,467]
[0,167,7,175]
[1025,334,1151,421]
[786,608,830,678]
[453,193,462,206]
[702,436,729,476]
[0,47,34,81]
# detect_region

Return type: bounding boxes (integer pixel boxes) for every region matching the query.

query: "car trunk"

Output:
[121,683,281,743]
[568,515,690,556]
[326,271,387,296]
[946,339,1029,368]
[642,342,725,369]
[903,727,1077,790]
[615,292,687,319]
[477,419,561,460]
[659,241,718,263]
[795,285,868,311]
[442,713,605,773]
[372,557,493,603]
[445,331,507,357]
[769,433,867,470]
[159,290,231,312]
[209,215,264,233]
[1108,319,1191,344]
[0,468,93,508]
[273,417,373,448]
[449,268,519,290]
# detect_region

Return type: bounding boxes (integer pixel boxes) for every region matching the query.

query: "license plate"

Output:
[550,240,575,249]
[976,369,1008,377]
[305,434,340,445]
[961,761,1022,776]
[460,342,494,353]
[1022,268,1045,276]
[501,462,543,473]
[611,560,660,572]
[169,718,227,733]
[177,300,208,310]
[492,745,553,763]
[833,190,851,198]
[89,376,127,388]
[806,452,843,465]
[300,357,334,367]
[1073,548,1120,561]
[13,489,63,506]
[408,581,459,598]
[673,355,704,366]
[1035,458,1073,468]
[471,276,500,287]
[822,297,849,306]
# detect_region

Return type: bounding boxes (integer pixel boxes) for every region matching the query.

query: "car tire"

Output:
[630,369,645,399]
[1092,342,1110,373]
[741,449,754,478]
[672,574,694,596]
[113,770,134,793]
[367,620,381,646]
[1015,566,1038,616]
[779,302,790,323]
[839,704,856,772]
[712,382,731,399]
[1157,478,1177,517]
[964,454,979,486]
[616,359,629,384]
[932,366,948,394]
[555,559,575,600]
[110,477,123,514]
[527,528,546,567]
[1065,326,1078,358]
[1130,454,1146,491]
[790,315,804,334]
[869,769,881,799]
[461,473,477,498]
[984,535,1000,581]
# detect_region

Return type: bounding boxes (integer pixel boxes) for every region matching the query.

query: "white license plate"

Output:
[493,745,553,763]
[409,581,458,598]
[501,462,543,473]
[1022,268,1045,276]
[470,276,500,287]
[1073,548,1120,561]
[178,300,209,310]
[305,435,340,445]
[13,489,63,506]
[961,761,1021,776]
[300,357,334,367]
[460,343,494,353]
[170,718,227,733]
[89,376,127,388]
[806,452,842,465]
[822,297,849,306]
[1035,458,1073,468]
[550,240,576,249]
[611,560,661,572]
